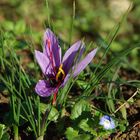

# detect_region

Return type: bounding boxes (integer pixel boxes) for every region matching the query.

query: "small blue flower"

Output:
[99,115,115,130]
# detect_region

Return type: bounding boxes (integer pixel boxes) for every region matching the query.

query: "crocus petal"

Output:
[35,50,51,75]
[43,29,61,68]
[35,80,57,97]
[73,48,97,77]
[62,41,85,74]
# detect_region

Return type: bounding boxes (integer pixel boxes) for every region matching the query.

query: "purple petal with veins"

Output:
[35,50,51,75]
[62,41,85,75]
[43,29,61,68]
[73,48,98,77]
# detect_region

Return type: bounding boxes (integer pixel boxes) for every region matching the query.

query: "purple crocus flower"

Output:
[35,29,97,98]
[99,115,115,130]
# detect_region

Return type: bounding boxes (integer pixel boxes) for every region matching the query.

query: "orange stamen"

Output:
[56,64,65,82]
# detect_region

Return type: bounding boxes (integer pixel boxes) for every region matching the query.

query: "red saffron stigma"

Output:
[46,39,56,74]
[52,82,61,105]
[52,92,57,105]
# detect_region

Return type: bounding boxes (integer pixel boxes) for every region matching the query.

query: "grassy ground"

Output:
[0,0,140,139]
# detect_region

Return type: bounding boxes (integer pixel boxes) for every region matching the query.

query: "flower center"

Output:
[56,64,65,82]
[104,119,111,127]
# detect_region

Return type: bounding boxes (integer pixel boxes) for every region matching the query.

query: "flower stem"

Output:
[13,124,19,140]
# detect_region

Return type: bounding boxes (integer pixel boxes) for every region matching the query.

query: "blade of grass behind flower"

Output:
[45,0,51,28]
[91,5,131,81]
[37,96,41,136]
[1,46,37,136]
[0,29,41,138]
[82,5,134,96]
[11,48,31,87]
[80,4,132,94]
[69,0,76,45]
[107,65,120,113]
[21,104,38,137]
[0,30,5,70]
[84,44,140,96]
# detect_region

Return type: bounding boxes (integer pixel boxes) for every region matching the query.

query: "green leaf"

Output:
[2,21,14,31]
[65,127,91,140]
[79,119,97,136]
[119,124,126,132]
[40,103,48,114]
[40,103,59,121]
[107,67,119,113]
[0,124,9,140]
[0,124,5,140]
[65,127,79,140]
[70,99,91,120]
[1,132,10,140]
[74,134,91,140]
[48,107,59,121]
[107,88,117,113]
[15,20,26,34]
[120,105,127,120]
[118,120,128,132]
[107,97,115,113]
[76,80,90,89]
